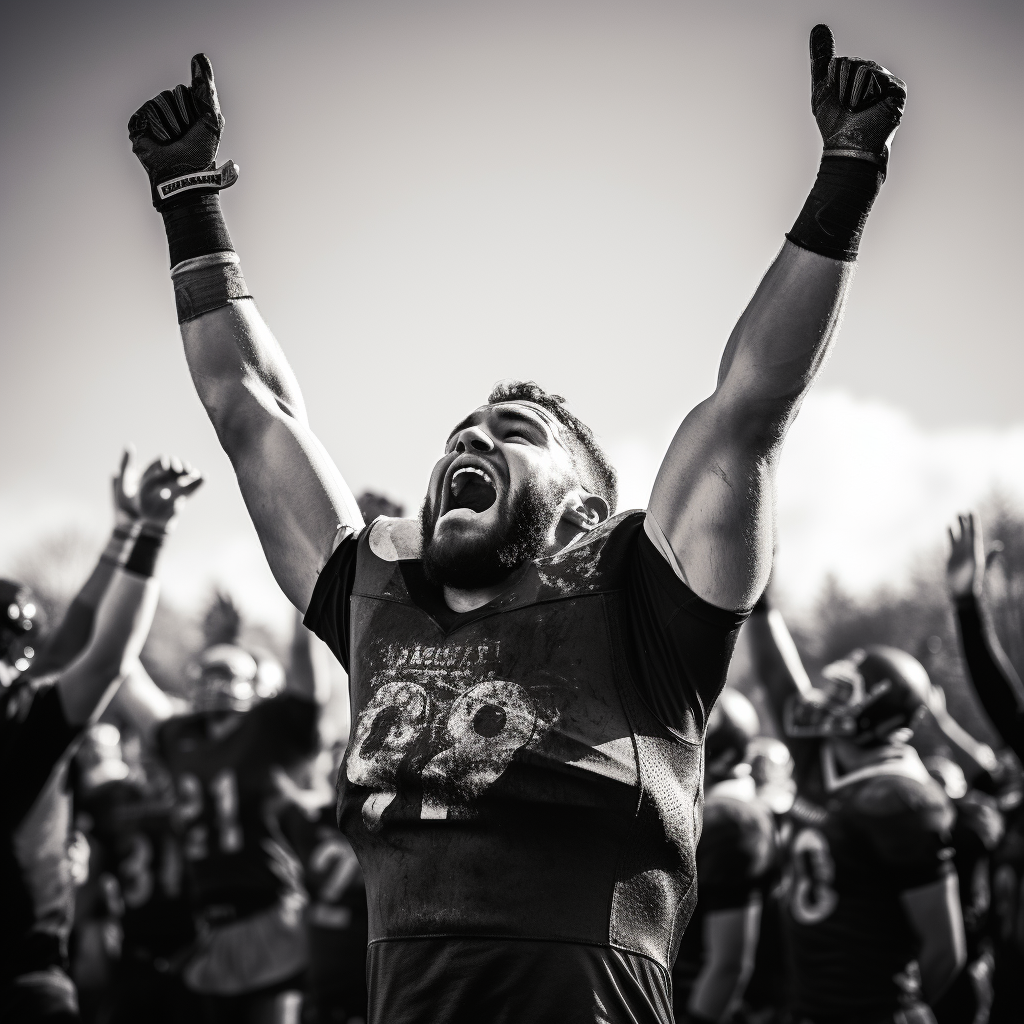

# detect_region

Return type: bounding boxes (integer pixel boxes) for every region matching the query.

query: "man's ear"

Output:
[562,491,610,531]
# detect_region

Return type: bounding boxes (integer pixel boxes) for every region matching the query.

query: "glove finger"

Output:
[129,100,172,143]
[171,83,197,128]
[850,64,882,109]
[153,91,183,136]
[809,24,835,85]
[191,53,223,127]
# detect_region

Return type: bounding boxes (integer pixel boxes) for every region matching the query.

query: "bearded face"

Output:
[419,402,578,590]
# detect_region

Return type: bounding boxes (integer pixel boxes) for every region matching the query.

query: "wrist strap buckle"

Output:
[157,160,239,203]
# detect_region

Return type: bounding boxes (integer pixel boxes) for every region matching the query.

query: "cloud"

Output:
[609,390,1024,608]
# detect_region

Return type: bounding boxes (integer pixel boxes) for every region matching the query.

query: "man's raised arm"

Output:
[649,26,905,611]
[128,56,363,612]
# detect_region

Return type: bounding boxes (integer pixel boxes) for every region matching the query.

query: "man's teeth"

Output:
[451,466,493,493]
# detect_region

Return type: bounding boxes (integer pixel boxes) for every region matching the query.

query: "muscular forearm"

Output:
[689,903,760,1021]
[955,594,1024,759]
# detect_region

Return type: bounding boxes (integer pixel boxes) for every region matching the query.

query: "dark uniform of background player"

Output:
[73,720,198,1024]
[748,594,966,1024]
[115,618,328,1024]
[672,689,777,1024]
[947,513,1024,1024]
[923,754,1003,1024]
[0,452,201,1023]
[127,23,907,1024]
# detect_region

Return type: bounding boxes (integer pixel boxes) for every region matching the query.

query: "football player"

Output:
[74,718,198,1024]
[0,452,202,1023]
[672,689,777,1024]
[114,617,329,1023]
[127,25,907,1022]
[747,593,967,1024]
[947,513,1024,1024]
[924,755,1003,1024]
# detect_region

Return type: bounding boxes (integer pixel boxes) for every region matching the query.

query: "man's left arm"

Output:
[649,26,906,611]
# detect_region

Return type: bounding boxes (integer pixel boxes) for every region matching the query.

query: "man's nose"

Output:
[453,426,494,454]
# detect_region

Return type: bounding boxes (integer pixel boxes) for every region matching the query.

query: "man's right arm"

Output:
[129,56,363,612]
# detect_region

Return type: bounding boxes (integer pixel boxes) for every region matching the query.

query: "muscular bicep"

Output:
[650,242,851,611]
[181,300,363,611]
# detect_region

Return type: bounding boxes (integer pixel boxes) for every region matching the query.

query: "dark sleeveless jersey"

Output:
[0,679,80,984]
[783,746,954,1023]
[304,510,748,1024]
[156,694,318,922]
[80,775,195,961]
[671,779,777,1015]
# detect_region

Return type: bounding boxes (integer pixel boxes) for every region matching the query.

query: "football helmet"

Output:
[705,688,760,782]
[784,645,933,745]
[191,643,285,712]
[0,579,45,672]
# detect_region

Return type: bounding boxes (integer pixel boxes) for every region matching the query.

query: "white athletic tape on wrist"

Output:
[157,160,239,202]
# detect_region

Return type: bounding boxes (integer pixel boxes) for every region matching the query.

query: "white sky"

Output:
[1,0,1021,635]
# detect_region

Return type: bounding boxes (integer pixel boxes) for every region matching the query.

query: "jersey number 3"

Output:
[790,827,839,925]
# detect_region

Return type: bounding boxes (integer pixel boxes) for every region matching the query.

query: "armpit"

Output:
[643,511,689,586]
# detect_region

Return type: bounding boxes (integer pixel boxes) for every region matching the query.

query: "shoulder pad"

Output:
[368,517,422,562]
[842,773,954,865]
[849,771,951,821]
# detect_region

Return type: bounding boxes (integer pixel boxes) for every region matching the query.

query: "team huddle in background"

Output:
[3,17,1022,1024]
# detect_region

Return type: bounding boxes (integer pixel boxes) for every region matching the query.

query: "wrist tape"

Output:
[161,194,235,267]
[786,156,884,262]
[171,252,252,323]
[124,529,165,578]
[100,524,140,568]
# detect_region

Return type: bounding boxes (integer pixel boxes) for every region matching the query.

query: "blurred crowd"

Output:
[3,451,1024,1024]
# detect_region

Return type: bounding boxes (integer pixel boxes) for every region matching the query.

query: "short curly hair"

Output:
[486,380,618,512]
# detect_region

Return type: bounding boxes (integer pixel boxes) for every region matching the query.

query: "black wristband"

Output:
[161,194,235,268]
[786,156,884,262]
[124,531,164,578]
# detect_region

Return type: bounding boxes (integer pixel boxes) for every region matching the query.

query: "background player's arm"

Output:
[649,27,905,611]
[29,450,141,678]
[947,513,1024,759]
[109,660,177,744]
[57,459,201,726]
[128,57,362,614]
[286,609,331,706]
[688,900,762,1022]
[901,874,967,1004]
[746,590,814,732]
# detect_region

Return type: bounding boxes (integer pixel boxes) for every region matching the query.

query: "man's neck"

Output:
[441,524,590,613]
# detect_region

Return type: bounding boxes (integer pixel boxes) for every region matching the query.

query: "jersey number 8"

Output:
[790,827,839,925]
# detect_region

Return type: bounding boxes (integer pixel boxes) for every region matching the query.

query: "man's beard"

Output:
[420,478,563,590]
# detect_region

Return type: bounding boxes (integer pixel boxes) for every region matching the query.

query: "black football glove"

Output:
[809,24,907,170]
[128,54,237,209]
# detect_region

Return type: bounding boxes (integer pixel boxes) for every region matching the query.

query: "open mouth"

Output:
[448,466,498,514]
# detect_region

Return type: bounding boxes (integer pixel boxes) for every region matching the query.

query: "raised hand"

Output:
[809,24,907,170]
[136,456,204,533]
[947,513,985,600]
[111,446,141,529]
[128,54,237,208]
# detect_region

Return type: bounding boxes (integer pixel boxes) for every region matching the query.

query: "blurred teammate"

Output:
[74,720,198,1024]
[0,452,201,1023]
[115,613,329,1023]
[947,513,1024,1024]
[128,25,907,1022]
[924,755,1003,1024]
[672,689,776,1024]
[748,593,967,1024]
